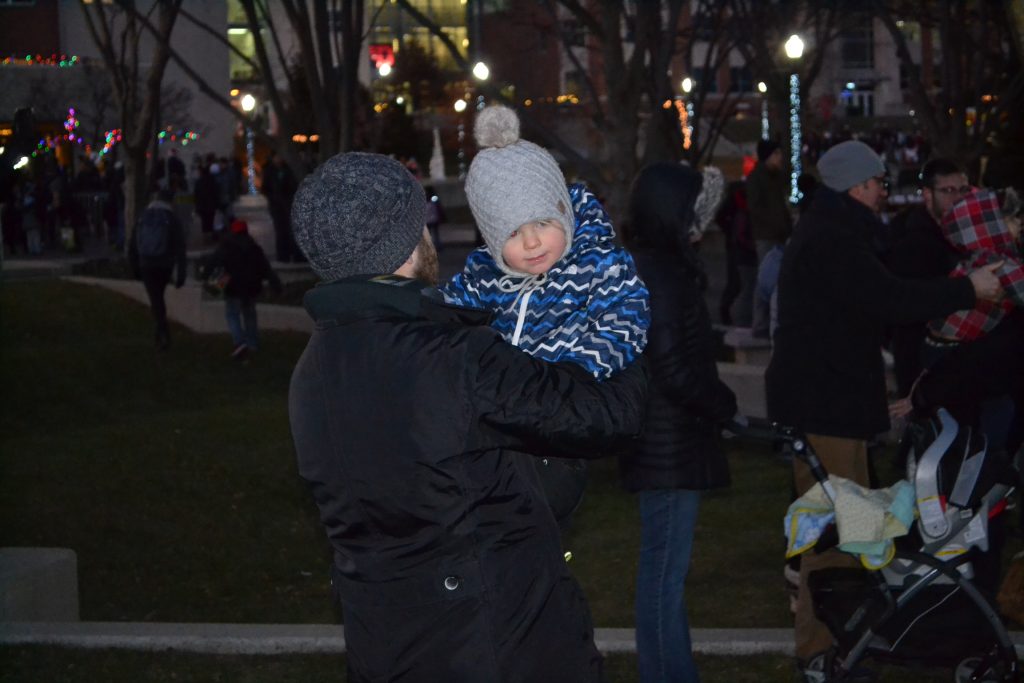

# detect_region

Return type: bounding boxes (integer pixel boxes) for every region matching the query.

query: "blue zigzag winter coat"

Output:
[441,184,650,379]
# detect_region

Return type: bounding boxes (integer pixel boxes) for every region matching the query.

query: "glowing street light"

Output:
[784,34,805,60]
[681,77,693,93]
[472,61,490,81]
[785,34,804,204]
[453,98,468,113]
[378,62,392,78]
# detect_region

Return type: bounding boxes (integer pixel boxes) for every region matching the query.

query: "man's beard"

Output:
[413,233,439,286]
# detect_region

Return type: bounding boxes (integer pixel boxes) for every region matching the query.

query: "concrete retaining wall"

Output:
[0,548,79,622]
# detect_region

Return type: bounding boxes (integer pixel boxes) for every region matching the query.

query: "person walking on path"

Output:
[129,189,187,350]
[199,218,282,359]
[621,161,738,683]
[288,152,648,683]
[746,139,792,337]
[715,178,757,326]
[261,152,300,262]
[765,140,1005,680]
[193,165,220,243]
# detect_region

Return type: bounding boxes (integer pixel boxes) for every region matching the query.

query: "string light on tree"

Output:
[680,77,695,149]
[454,97,468,179]
[100,129,123,156]
[2,54,79,67]
[240,93,258,195]
[63,108,82,145]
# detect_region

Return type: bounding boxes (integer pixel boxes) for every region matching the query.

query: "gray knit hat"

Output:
[465,105,574,275]
[291,152,427,281]
[817,140,886,192]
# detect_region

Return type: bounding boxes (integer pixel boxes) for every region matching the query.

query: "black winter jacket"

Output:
[766,188,976,439]
[886,205,962,394]
[289,276,647,683]
[202,232,281,299]
[621,248,737,491]
[128,200,186,280]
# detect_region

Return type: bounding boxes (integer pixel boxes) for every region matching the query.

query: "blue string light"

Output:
[789,72,802,204]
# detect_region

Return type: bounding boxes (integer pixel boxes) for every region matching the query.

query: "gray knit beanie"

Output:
[465,105,574,275]
[291,152,427,281]
[817,140,886,192]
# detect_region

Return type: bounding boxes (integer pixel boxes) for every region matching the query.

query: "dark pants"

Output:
[198,210,215,235]
[719,241,740,325]
[269,202,298,262]
[141,266,173,346]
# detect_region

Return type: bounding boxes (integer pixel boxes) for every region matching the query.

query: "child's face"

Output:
[501,219,567,275]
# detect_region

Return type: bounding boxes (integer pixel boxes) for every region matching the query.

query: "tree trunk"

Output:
[122,151,149,248]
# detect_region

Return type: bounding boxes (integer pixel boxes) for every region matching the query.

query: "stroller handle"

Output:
[722,416,836,502]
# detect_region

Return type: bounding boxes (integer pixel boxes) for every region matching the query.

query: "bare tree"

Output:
[872,0,1024,171]
[394,0,776,219]
[79,0,184,247]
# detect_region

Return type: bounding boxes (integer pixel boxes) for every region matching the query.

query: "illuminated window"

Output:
[841,15,874,69]
[228,27,258,81]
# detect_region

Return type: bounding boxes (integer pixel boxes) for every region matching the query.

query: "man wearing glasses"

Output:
[887,159,972,396]
[765,141,1004,679]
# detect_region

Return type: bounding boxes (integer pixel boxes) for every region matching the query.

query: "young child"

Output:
[929,188,1023,342]
[440,105,650,524]
[441,104,650,380]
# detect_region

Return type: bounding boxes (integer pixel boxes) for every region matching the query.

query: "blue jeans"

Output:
[225,296,259,349]
[636,489,702,683]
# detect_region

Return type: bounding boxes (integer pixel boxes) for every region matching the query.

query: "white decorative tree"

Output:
[429,127,445,181]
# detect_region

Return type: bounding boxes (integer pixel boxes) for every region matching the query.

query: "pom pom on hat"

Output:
[465,105,574,275]
[474,105,521,149]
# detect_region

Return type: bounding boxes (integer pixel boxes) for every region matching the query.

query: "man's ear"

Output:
[394,242,419,278]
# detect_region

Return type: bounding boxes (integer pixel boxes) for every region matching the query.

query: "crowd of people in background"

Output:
[0,147,286,259]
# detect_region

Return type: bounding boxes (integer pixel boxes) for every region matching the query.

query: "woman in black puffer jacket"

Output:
[621,162,737,683]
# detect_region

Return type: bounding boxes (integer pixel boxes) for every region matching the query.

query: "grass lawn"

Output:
[0,279,802,627]
[0,647,968,682]
[0,279,1019,681]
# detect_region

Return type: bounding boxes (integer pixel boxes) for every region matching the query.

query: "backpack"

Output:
[137,207,172,258]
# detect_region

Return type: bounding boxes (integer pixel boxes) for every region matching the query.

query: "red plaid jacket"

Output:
[929,190,1024,341]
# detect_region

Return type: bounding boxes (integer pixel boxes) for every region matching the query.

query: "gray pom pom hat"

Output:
[465,105,574,275]
[291,152,427,281]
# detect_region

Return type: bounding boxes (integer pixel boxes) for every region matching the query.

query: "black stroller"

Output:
[732,411,1020,682]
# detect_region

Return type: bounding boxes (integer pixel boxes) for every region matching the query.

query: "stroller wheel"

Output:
[801,650,880,683]
[953,655,1013,683]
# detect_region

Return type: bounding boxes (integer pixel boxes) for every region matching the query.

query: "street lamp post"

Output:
[472,61,489,111]
[784,34,804,204]
[681,77,695,149]
[758,81,769,141]
[240,93,257,196]
[454,98,468,180]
